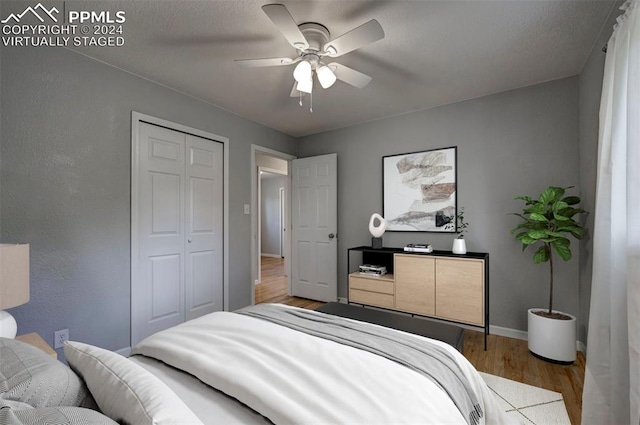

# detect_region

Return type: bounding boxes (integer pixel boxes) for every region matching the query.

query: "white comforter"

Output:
[132,305,516,425]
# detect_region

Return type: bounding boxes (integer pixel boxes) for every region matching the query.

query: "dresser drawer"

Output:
[349,289,394,309]
[349,275,394,294]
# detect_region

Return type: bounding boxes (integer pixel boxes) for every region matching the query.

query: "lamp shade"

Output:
[293,60,312,83]
[0,244,30,338]
[316,65,337,89]
[296,77,313,94]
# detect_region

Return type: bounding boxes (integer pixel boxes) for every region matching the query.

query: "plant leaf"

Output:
[540,187,564,205]
[530,213,549,222]
[554,212,570,221]
[551,201,569,212]
[552,239,572,261]
[570,228,587,239]
[558,207,585,219]
[556,223,583,232]
[514,196,534,204]
[533,245,549,264]
[517,233,537,245]
[524,204,545,215]
[527,230,549,239]
[561,196,581,205]
[544,231,564,238]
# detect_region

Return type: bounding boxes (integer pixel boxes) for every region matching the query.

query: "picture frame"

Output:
[383,146,457,232]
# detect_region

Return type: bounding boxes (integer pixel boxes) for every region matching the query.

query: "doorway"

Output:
[250,147,338,307]
[255,159,288,304]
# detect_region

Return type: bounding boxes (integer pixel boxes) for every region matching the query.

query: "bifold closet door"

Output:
[184,134,223,321]
[133,122,223,345]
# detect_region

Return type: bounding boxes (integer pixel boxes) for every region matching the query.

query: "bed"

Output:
[0,303,518,425]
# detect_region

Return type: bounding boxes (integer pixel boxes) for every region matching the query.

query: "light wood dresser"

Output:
[347,246,489,349]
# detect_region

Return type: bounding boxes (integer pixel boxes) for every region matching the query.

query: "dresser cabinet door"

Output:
[435,258,484,326]
[395,254,435,316]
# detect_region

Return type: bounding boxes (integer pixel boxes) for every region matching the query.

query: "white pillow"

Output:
[64,341,203,425]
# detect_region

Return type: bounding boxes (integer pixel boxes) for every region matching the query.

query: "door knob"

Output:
[328,233,335,240]
[188,238,193,243]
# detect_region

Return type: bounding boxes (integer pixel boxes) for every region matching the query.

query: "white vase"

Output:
[452,238,466,254]
[528,308,576,363]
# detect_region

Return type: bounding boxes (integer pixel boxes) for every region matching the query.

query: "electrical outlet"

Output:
[54,329,69,349]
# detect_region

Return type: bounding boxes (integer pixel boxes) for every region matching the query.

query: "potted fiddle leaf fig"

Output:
[510,186,586,363]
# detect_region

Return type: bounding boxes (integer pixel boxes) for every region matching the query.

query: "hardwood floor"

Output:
[255,256,323,309]
[256,255,585,425]
[464,330,585,425]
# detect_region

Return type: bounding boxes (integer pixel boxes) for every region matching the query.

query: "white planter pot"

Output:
[452,239,466,254]
[528,308,576,363]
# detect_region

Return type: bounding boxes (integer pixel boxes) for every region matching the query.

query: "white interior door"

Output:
[291,153,338,302]
[132,122,223,345]
[185,135,223,320]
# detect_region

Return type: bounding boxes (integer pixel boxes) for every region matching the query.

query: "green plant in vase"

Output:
[446,208,469,253]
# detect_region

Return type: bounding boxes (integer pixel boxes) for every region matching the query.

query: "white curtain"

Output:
[582,1,640,424]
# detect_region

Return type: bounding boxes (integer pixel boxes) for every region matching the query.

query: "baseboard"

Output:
[491,325,587,354]
[490,325,528,341]
[260,253,281,258]
[115,346,131,357]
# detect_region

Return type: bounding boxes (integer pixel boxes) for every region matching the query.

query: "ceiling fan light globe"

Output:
[317,65,337,89]
[296,77,313,94]
[293,60,312,83]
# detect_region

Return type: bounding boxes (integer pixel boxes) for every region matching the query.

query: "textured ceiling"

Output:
[64,0,615,137]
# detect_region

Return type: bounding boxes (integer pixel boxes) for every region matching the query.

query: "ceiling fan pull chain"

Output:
[310,91,313,113]
[299,91,303,107]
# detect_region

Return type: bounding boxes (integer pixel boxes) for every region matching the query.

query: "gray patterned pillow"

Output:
[0,403,120,425]
[0,338,96,409]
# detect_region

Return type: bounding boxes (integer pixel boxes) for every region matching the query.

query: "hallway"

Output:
[255,256,322,309]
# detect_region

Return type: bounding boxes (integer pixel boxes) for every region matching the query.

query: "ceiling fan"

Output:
[235,4,385,101]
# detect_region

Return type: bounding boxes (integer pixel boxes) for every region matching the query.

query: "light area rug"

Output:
[479,372,571,425]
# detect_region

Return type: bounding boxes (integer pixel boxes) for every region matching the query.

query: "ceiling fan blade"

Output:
[234,57,299,68]
[329,63,372,88]
[289,82,308,97]
[262,4,309,50]
[323,19,384,57]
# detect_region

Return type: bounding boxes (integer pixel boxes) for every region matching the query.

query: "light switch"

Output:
[243,204,250,215]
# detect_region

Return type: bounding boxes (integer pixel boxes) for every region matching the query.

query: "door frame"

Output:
[251,145,295,305]
[279,187,285,258]
[131,112,230,345]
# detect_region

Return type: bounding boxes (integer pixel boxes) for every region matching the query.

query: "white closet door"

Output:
[132,122,223,346]
[185,134,223,320]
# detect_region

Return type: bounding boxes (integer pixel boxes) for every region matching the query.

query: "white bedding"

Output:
[132,304,516,425]
[130,356,271,425]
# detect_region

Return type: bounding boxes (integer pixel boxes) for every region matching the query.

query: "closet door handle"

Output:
[188,238,193,243]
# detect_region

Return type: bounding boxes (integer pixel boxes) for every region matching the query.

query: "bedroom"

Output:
[0,1,637,424]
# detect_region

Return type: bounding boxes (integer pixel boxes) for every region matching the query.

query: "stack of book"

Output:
[358,264,387,277]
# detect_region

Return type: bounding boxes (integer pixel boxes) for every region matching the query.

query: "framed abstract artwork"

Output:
[383,146,457,232]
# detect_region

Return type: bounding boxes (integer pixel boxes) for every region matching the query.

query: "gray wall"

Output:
[0,46,296,358]
[297,77,581,333]
[261,175,285,256]
[577,2,623,345]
